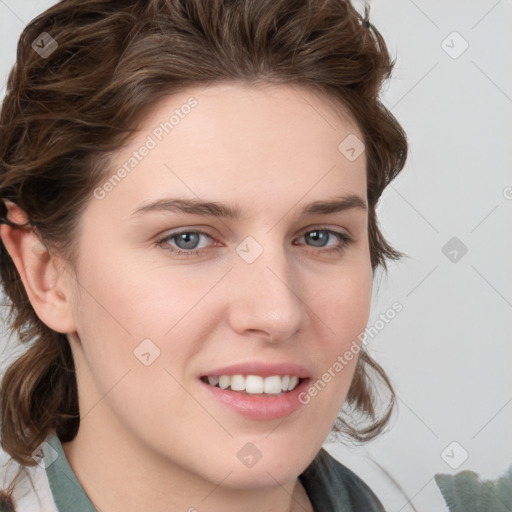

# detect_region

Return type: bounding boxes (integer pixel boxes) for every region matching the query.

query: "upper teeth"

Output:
[207,375,300,394]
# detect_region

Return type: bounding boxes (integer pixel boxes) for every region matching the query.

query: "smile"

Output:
[201,374,301,395]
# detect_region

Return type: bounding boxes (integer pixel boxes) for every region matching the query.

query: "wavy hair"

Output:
[0,0,407,499]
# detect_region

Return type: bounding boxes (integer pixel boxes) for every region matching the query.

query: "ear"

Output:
[0,201,77,334]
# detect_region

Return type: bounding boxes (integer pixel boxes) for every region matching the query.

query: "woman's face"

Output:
[64,82,372,489]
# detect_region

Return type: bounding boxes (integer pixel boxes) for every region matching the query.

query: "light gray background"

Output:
[1,1,511,511]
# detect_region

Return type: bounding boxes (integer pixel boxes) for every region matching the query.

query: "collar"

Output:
[43,431,96,511]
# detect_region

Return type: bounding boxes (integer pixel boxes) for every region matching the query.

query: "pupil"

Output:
[176,232,199,250]
[307,230,327,247]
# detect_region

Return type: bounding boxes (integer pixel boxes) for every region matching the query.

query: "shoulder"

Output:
[300,448,386,512]
[0,461,58,512]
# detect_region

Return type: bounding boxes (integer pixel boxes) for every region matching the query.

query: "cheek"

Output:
[69,280,200,438]
[69,241,218,408]
[302,259,372,410]
[72,236,199,339]
[311,258,373,349]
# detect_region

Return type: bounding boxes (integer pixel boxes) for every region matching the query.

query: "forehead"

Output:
[140,80,362,143]
[93,82,367,219]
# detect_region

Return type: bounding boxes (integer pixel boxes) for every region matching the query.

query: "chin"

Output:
[205,442,314,490]
[214,462,303,490]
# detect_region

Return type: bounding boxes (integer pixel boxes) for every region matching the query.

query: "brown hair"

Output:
[0,0,407,488]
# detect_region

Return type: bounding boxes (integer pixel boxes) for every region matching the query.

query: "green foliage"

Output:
[434,464,512,512]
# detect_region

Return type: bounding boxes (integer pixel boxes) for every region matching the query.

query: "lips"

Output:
[198,361,311,420]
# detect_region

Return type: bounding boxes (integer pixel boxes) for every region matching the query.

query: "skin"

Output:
[1,82,372,512]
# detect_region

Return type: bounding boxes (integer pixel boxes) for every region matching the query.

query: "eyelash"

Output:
[155,227,353,258]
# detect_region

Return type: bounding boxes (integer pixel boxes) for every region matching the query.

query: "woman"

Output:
[0,0,407,510]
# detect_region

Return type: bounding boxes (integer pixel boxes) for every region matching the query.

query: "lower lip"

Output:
[199,378,310,421]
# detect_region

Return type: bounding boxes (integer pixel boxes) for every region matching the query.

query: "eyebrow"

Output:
[129,194,367,219]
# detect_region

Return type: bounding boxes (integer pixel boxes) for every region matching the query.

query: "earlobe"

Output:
[0,201,77,334]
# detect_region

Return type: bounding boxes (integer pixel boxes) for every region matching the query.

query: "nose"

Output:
[226,240,308,342]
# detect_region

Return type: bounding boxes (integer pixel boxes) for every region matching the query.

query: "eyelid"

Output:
[296,223,352,238]
[155,228,216,250]
[155,224,351,244]
[155,224,353,257]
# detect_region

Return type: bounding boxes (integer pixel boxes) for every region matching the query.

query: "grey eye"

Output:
[304,230,330,247]
[172,232,202,250]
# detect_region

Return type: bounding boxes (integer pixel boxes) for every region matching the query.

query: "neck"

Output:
[61,420,313,512]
